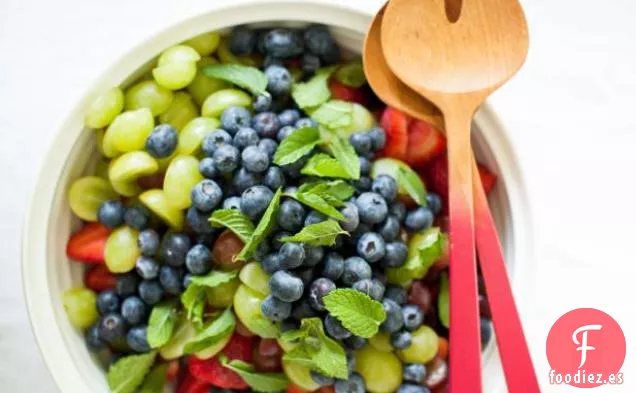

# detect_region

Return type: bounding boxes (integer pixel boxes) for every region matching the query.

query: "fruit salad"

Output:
[63,24,497,393]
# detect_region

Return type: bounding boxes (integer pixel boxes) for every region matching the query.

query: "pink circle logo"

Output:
[546,308,626,387]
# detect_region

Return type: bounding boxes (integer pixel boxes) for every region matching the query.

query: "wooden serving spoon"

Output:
[363,6,539,393]
[381,1,529,391]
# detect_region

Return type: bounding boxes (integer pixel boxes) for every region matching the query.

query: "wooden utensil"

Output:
[362,10,539,391]
[380,1,529,391]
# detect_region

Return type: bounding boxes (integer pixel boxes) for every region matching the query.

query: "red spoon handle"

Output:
[472,160,540,392]
[446,113,482,393]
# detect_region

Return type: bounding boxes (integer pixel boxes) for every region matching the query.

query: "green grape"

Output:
[159,315,196,359]
[355,346,403,393]
[106,108,155,153]
[157,153,177,172]
[139,189,184,230]
[95,129,106,157]
[334,59,366,88]
[163,155,203,209]
[101,124,119,158]
[153,62,198,90]
[371,157,414,208]
[217,37,260,66]
[63,288,99,330]
[159,92,199,131]
[333,103,377,139]
[239,262,271,296]
[198,56,219,68]
[202,89,251,118]
[233,284,280,338]
[206,276,240,308]
[194,326,233,359]
[68,176,118,221]
[158,45,201,66]
[282,361,320,391]
[183,32,221,56]
[187,68,230,106]
[94,158,110,179]
[108,151,159,197]
[368,332,394,352]
[85,87,124,129]
[125,80,174,116]
[177,117,220,156]
[397,325,439,364]
[104,226,140,273]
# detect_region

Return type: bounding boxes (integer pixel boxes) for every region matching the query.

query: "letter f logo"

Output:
[572,324,602,368]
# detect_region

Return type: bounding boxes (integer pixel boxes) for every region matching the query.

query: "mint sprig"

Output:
[220,356,289,392]
[210,209,255,243]
[286,181,354,221]
[107,352,157,393]
[147,300,178,349]
[181,270,238,326]
[323,289,386,338]
[311,100,353,130]
[184,307,235,354]
[238,188,282,260]
[438,272,449,328]
[398,166,427,206]
[202,64,267,95]
[281,220,348,246]
[334,59,366,88]
[140,363,168,393]
[301,153,353,179]
[291,66,337,109]
[327,136,360,180]
[273,127,321,166]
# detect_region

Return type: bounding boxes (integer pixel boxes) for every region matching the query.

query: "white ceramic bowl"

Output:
[22,1,534,392]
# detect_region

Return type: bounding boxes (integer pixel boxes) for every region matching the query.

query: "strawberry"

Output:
[406,120,446,167]
[379,107,410,161]
[188,333,255,389]
[166,360,181,382]
[84,265,116,291]
[477,163,497,194]
[328,80,368,105]
[177,373,211,393]
[424,155,498,204]
[66,223,110,263]
[287,384,312,393]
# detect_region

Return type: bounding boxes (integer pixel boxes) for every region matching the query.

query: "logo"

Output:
[546,308,626,387]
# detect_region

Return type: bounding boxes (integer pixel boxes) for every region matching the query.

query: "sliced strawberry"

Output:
[177,372,211,393]
[424,155,449,200]
[166,359,181,382]
[66,223,110,263]
[379,107,410,161]
[84,265,116,291]
[317,385,335,393]
[287,384,313,393]
[328,80,368,105]
[406,120,446,167]
[477,163,497,194]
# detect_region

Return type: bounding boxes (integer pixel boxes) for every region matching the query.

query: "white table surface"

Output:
[1,0,635,391]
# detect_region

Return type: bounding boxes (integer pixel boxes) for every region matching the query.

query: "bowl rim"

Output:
[21,1,535,392]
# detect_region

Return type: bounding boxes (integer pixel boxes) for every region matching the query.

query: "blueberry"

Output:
[377,216,400,241]
[135,256,160,280]
[262,253,283,274]
[346,351,357,375]
[283,186,298,194]
[229,26,256,56]
[384,285,407,305]
[304,210,326,226]
[344,336,368,350]
[186,206,215,235]
[145,124,178,158]
[356,192,388,225]
[265,65,293,96]
[121,296,147,325]
[160,232,190,266]
[253,93,272,112]
[380,299,404,333]
[278,109,301,127]
[282,319,299,333]
[367,127,387,151]
[97,290,120,315]
[339,202,359,233]
[281,155,308,178]
[308,278,336,311]
[191,179,223,213]
[127,325,151,353]
[276,125,295,142]
[405,207,434,231]
[139,280,164,305]
[261,295,292,321]
[303,246,323,267]
[350,222,372,245]
[98,313,127,343]
[116,273,139,297]
[292,299,317,321]
[232,167,261,194]
[311,370,335,387]
[123,205,151,231]
[233,127,260,150]
[279,242,305,269]
[373,269,387,285]
[138,229,160,257]
[262,166,286,191]
[370,278,386,300]
[213,143,240,174]
[186,244,212,275]
[254,241,270,262]
[389,202,407,222]
[353,279,384,300]
[357,232,386,263]
[321,252,345,281]
[252,112,281,138]
[98,200,125,228]
[263,55,284,69]
[301,53,321,73]
[334,373,366,393]
[263,28,304,58]
[202,130,232,157]
[372,175,398,203]
[359,156,371,175]
[402,304,424,331]
[303,24,338,60]
[241,185,274,219]
[271,231,291,250]
[403,364,427,383]
[221,106,252,134]
[241,145,270,173]
[85,323,105,351]
[391,330,412,349]
[294,117,317,129]
[222,196,242,210]
[342,257,372,286]
[297,267,315,288]
[397,384,430,393]
[481,317,493,346]
[269,271,304,302]
[349,132,372,155]
[160,265,183,295]
[183,274,193,289]
[426,192,443,215]
[382,242,408,268]
[258,138,278,159]
[321,42,341,65]
[353,177,372,192]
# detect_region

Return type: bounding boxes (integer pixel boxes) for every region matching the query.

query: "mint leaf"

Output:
[182,271,238,326]
[386,227,447,286]
[147,300,178,348]
[313,335,348,379]
[273,127,321,166]
[327,137,360,180]
[311,100,353,130]
[238,188,282,260]
[301,153,352,179]
[190,270,238,288]
[210,209,255,243]
[438,272,449,328]
[107,352,157,393]
[334,60,366,88]
[298,180,354,207]
[288,190,344,221]
[398,167,427,206]
[281,220,348,246]
[184,307,236,354]
[140,363,168,393]
[220,356,289,392]
[323,289,386,338]
[249,316,281,339]
[291,66,337,109]
[282,346,315,367]
[202,64,267,95]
